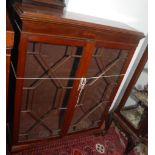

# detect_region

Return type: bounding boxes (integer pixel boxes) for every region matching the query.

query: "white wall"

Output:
[66,0,148,34]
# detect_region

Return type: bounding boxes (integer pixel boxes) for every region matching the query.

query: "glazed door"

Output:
[68,43,133,133]
[15,35,88,142]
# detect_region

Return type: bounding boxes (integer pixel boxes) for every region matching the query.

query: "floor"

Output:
[7,123,148,155]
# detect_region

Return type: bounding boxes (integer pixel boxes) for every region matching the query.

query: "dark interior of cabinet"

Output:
[7,20,21,135]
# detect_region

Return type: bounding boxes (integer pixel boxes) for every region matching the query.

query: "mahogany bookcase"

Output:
[7,1,144,153]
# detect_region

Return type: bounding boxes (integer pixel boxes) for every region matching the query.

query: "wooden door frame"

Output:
[114,46,148,136]
[62,40,137,135]
[11,32,89,146]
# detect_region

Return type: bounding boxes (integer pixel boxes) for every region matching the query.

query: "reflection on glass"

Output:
[120,62,148,129]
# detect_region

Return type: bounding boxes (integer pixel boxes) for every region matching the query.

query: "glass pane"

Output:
[19,42,83,142]
[120,62,148,129]
[68,47,130,133]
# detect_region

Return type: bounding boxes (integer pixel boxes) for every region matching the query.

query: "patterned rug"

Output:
[9,126,148,155]
[12,127,128,155]
[128,143,148,155]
